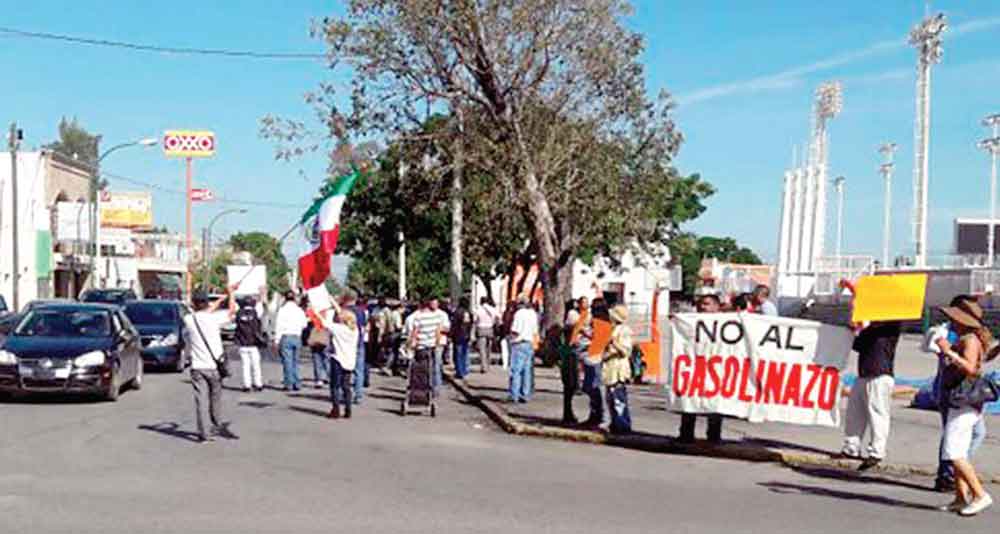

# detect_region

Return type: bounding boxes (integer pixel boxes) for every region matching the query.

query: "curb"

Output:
[445,373,999,485]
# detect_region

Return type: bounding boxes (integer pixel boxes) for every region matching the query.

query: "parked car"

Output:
[80,288,138,306]
[124,300,188,372]
[0,303,143,401]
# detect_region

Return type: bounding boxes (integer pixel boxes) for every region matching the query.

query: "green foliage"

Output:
[668,233,763,296]
[45,117,101,165]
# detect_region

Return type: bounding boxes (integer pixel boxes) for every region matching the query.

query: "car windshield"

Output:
[124,303,177,325]
[15,309,112,338]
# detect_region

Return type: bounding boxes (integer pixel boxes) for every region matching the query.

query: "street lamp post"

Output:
[834,176,846,262]
[89,138,157,288]
[202,208,247,291]
[878,143,898,269]
[980,114,1000,267]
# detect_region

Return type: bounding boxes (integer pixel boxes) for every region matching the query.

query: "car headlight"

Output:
[73,350,106,367]
[0,350,17,365]
[149,333,179,348]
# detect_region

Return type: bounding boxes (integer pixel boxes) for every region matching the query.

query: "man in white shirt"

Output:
[475,298,499,373]
[184,288,236,443]
[508,296,539,403]
[273,291,308,391]
[752,285,779,316]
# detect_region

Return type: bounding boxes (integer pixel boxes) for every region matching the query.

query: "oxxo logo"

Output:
[163,131,216,157]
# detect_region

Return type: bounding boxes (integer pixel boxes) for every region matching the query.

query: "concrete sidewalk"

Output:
[446,349,1000,485]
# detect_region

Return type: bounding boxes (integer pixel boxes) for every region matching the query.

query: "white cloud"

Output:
[677,15,1000,106]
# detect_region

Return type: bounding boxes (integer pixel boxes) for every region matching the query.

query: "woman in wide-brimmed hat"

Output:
[937,299,994,516]
[601,304,634,434]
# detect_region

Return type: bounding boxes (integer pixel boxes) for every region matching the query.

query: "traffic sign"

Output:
[163,130,216,158]
[190,188,215,202]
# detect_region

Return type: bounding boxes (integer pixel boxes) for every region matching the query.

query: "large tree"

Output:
[45,117,101,165]
[284,0,710,326]
[193,232,291,293]
[669,234,763,295]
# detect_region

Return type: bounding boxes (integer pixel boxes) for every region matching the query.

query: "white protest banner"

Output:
[227,265,267,296]
[669,313,854,427]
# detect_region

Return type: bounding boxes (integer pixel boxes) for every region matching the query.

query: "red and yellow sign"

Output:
[163,130,216,158]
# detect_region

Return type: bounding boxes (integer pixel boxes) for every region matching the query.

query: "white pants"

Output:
[239,346,263,389]
[842,375,894,459]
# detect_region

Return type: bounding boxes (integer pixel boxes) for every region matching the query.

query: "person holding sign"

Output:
[840,321,901,470]
[678,292,725,444]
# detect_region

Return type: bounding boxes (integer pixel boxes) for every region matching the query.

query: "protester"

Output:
[184,288,236,443]
[428,297,451,389]
[475,297,499,373]
[499,303,516,370]
[450,297,474,380]
[343,293,368,403]
[319,302,359,420]
[937,300,994,515]
[557,317,579,424]
[234,295,266,393]
[382,299,404,375]
[581,297,609,428]
[927,295,988,492]
[303,305,330,389]
[601,304,634,434]
[369,297,386,371]
[678,292,724,443]
[405,297,448,391]
[841,320,902,470]
[731,293,751,312]
[508,295,539,403]
[273,291,308,391]
[752,285,778,316]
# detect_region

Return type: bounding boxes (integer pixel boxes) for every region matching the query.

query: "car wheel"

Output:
[103,368,120,402]
[131,363,143,391]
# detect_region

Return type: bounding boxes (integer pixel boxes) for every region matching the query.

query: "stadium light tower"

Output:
[909,13,947,268]
[878,143,898,268]
[805,81,842,272]
[981,113,1000,267]
[833,176,846,261]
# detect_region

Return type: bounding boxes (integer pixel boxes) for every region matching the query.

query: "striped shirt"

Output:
[407,309,446,350]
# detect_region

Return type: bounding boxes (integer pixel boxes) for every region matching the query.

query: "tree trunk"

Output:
[449,114,464,303]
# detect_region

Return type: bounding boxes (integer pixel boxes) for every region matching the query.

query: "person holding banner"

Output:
[678,292,724,444]
[317,302,359,420]
[936,301,994,516]
[602,305,634,434]
[841,320,901,470]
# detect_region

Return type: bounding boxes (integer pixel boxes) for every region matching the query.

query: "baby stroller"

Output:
[401,347,436,417]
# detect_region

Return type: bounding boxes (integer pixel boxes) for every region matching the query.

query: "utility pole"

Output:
[833,176,846,261]
[450,106,464,303]
[8,123,21,311]
[981,114,1000,267]
[878,143,898,269]
[397,161,408,301]
[202,227,209,290]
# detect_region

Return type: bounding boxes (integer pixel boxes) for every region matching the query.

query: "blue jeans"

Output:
[328,358,352,414]
[606,383,632,434]
[432,347,444,390]
[582,362,604,423]
[453,340,470,378]
[353,342,366,403]
[509,341,532,402]
[937,405,988,483]
[279,335,301,389]
[311,348,329,384]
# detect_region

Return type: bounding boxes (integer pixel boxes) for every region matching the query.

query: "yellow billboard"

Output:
[99,191,153,229]
[163,130,216,158]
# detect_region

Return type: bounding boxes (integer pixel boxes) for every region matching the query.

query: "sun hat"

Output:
[941,300,985,329]
[609,304,629,324]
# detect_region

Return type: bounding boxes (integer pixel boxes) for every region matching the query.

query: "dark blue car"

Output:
[123,300,188,372]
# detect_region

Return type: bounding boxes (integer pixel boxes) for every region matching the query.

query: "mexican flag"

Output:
[297,168,359,295]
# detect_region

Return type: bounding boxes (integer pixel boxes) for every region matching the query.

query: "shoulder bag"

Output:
[947,375,1000,409]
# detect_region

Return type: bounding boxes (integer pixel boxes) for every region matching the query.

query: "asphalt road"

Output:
[1,358,997,533]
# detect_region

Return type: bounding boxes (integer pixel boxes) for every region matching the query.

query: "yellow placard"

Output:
[163,130,216,158]
[851,273,928,322]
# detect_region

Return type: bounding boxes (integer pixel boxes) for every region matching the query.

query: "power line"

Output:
[100,170,310,210]
[0,26,326,60]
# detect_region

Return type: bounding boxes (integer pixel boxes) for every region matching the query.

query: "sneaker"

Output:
[839,449,862,460]
[327,408,340,419]
[959,494,993,516]
[939,498,967,512]
[858,457,882,471]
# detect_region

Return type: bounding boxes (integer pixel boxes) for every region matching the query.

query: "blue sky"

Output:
[2,1,998,273]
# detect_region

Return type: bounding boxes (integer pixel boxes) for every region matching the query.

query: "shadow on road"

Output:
[137,422,202,443]
[788,465,933,493]
[758,481,939,511]
[287,405,329,419]
[238,401,275,409]
[367,392,405,402]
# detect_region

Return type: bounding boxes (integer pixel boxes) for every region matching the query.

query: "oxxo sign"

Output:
[163,130,216,158]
